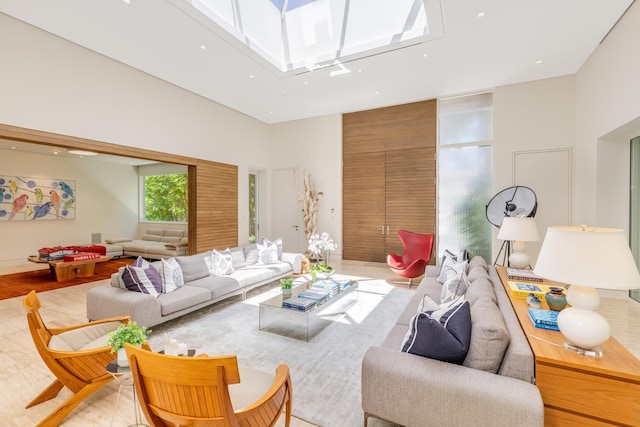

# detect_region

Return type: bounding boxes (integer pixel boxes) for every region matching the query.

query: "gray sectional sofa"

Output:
[86,243,302,327]
[361,256,544,427]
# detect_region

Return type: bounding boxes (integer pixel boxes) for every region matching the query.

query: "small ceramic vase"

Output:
[526,293,542,309]
[545,287,568,311]
[282,288,292,300]
[117,347,129,367]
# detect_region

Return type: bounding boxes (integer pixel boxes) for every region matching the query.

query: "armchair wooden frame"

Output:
[126,344,293,427]
[23,290,130,427]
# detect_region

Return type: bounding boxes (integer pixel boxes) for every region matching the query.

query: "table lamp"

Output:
[497,217,539,269]
[534,225,640,356]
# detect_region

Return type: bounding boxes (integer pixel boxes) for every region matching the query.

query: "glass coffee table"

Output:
[259,275,358,341]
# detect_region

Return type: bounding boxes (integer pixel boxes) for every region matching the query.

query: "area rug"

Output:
[0,258,134,300]
[147,278,412,427]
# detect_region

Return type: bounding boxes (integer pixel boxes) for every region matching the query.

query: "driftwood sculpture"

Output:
[294,169,324,245]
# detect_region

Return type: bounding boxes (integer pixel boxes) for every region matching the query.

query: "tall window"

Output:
[249,172,258,243]
[438,93,493,260]
[630,136,640,303]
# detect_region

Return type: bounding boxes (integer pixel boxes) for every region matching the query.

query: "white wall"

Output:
[492,75,577,265]
[0,13,272,246]
[575,0,640,232]
[0,150,138,266]
[269,115,343,257]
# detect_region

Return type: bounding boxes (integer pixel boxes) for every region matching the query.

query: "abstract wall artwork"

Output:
[0,176,76,221]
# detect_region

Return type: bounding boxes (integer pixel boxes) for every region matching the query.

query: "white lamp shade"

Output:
[534,226,640,290]
[497,217,540,242]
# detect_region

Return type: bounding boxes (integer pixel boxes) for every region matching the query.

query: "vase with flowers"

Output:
[106,321,151,367]
[308,232,337,280]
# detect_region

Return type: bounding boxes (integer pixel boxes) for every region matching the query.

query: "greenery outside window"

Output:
[142,173,188,222]
[438,93,493,261]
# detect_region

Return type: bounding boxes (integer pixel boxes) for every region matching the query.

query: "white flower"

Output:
[308,232,336,254]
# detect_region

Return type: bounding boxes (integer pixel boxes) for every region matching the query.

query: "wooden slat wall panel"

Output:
[343,152,386,262]
[0,124,239,256]
[192,160,238,253]
[385,147,436,258]
[343,99,437,155]
[343,99,437,262]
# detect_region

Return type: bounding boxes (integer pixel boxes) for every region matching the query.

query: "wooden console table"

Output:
[496,266,640,426]
[28,255,111,282]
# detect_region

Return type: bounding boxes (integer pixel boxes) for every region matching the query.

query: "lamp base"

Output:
[563,341,603,357]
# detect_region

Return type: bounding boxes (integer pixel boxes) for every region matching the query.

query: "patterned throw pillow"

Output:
[440,268,470,304]
[257,242,279,264]
[437,259,467,284]
[211,249,235,276]
[161,257,184,293]
[401,299,471,364]
[134,256,151,269]
[437,249,469,278]
[261,237,283,260]
[121,265,162,297]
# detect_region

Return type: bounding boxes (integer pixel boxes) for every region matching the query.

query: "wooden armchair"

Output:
[22,290,130,427]
[126,343,293,427]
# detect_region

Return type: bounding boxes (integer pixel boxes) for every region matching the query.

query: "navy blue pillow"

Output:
[401,300,471,364]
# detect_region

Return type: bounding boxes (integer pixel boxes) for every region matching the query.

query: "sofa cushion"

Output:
[243,244,259,264]
[212,249,235,276]
[187,276,241,299]
[463,296,510,373]
[159,286,211,316]
[141,233,163,241]
[161,236,182,243]
[164,229,186,238]
[230,246,248,268]
[465,277,497,306]
[401,299,471,364]
[161,258,184,293]
[175,252,211,282]
[468,255,488,271]
[228,267,273,287]
[121,265,162,296]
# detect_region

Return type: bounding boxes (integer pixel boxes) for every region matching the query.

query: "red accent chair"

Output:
[386,230,434,287]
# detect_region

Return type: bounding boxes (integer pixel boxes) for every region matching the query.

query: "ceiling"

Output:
[0,0,635,126]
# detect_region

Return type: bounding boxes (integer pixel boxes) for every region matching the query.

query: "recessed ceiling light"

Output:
[422,53,429,58]
[10,146,16,150]
[249,74,254,79]
[374,90,380,95]
[478,11,486,18]
[357,69,363,73]
[122,0,131,4]
[68,149,98,156]
[303,81,309,85]
[536,60,543,64]
[53,151,59,155]
[200,45,207,50]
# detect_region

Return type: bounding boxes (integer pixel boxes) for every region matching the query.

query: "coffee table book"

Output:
[528,308,560,331]
[506,268,543,282]
[507,281,553,300]
[282,297,317,312]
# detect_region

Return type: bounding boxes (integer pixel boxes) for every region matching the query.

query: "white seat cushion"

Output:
[229,366,277,411]
[48,321,122,351]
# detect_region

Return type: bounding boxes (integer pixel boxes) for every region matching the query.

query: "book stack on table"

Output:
[282,297,317,312]
[527,307,560,331]
[311,280,340,296]
[506,268,543,282]
[299,288,331,305]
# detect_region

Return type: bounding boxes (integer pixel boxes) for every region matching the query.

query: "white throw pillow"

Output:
[212,249,235,276]
[257,242,279,265]
[441,269,470,304]
[161,258,184,293]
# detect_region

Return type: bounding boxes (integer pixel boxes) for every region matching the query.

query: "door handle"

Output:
[386,226,391,235]
[379,226,385,235]
[292,225,299,231]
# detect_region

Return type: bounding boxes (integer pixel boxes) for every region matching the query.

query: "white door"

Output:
[272,168,303,253]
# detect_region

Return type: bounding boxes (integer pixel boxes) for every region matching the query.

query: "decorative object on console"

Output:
[497,216,539,269]
[106,321,151,367]
[534,225,640,356]
[486,185,538,266]
[526,293,542,308]
[545,287,567,311]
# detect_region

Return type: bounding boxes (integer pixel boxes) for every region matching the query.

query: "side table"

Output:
[106,360,149,427]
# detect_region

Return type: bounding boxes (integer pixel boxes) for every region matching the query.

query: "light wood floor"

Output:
[2,259,640,427]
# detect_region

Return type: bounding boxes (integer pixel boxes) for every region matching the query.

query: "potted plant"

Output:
[106,321,151,367]
[280,277,294,299]
[308,232,337,280]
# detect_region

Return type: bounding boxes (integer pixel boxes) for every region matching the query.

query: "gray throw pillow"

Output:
[463,297,510,373]
[175,251,211,282]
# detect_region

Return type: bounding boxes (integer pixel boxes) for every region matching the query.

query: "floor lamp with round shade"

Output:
[534,226,640,356]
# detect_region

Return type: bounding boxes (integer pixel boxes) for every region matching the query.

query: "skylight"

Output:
[185,0,444,75]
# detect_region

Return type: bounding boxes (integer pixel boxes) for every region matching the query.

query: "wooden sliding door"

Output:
[343,100,436,262]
